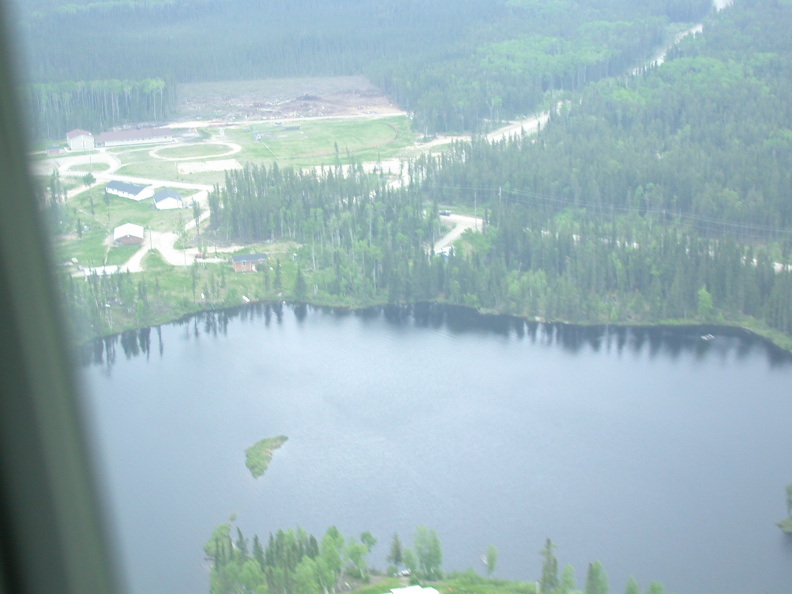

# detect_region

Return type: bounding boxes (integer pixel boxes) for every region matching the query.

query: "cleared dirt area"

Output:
[175,76,401,122]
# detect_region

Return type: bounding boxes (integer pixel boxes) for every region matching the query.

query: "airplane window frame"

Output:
[0,2,121,593]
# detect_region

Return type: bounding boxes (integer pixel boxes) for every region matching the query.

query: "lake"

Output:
[79,304,792,594]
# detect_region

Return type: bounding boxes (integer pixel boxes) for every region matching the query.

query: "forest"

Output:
[204,523,668,594]
[14,0,711,138]
[54,0,792,349]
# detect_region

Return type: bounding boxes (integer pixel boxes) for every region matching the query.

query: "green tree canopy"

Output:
[413,526,443,580]
[540,538,559,592]
[485,544,497,577]
[585,560,609,594]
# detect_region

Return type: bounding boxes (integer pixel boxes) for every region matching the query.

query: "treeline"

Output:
[208,162,439,303]
[395,0,792,334]
[21,78,173,140]
[205,524,380,594]
[202,152,792,337]
[16,0,711,138]
[415,6,792,233]
[204,523,671,594]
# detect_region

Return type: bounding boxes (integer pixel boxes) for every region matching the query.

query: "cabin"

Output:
[94,127,174,148]
[66,129,94,151]
[232,253,269,273]
[153,189,183,210]
[46,145,62,156]
[113,223,145,245]
[105,180,154,201]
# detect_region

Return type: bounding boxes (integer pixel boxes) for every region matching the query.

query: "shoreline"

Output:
[77,299,792,360]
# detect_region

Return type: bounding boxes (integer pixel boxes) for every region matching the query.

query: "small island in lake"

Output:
[245,435,288,478]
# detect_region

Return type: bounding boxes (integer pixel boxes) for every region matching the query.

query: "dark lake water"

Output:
[79,304,792,594]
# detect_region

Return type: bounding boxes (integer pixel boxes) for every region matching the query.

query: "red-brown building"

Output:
[231,253,269,272]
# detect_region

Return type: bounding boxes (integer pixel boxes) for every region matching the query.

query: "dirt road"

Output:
[433,213,482,253]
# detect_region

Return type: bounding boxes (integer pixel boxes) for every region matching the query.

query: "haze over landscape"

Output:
[7,0,792,592]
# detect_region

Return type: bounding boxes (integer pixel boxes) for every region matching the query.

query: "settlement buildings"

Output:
[112,223,145,245]
[105,180,154,201]
[153,189,184,210]
[232,253,269,272]
[66,126,174,150]
[66,129,94,151]
[95,127,174,148]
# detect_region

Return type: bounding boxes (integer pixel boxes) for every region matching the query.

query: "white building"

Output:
[113,223,145,245]
[105,180,154,201]
[66,129,95,151]
[385,587,439,594]
[95,127,174,148]
[153,189,184,210]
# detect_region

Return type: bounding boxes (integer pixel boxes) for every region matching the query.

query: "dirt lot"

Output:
[175,76,401,122]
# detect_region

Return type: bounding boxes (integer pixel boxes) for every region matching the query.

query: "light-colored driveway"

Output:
[433,213,481,253]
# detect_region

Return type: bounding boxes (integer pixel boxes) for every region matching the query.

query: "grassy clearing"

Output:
[57,185,191,264]
[81,186,188,231]
[116,160,179,179]
[441,571,537,594]
[153,142,236,159]
[54,226,108,266]
[245,435,288,478]
[69,162,111,173]
[219,115,414,168]
[106,244,142,266]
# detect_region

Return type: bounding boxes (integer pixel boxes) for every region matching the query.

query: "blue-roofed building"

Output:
[105,180,154,201]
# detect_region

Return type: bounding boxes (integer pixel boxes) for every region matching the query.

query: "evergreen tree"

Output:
[295,264,307,300]
[253,534,265,571]
[387,533,403,569]
[625,576,641,594]
[485,544,497,577]
[540,538,559,593]
[275,259,283,292]
[558,565,576,594]
[236,527,249,560]
[585,561,608,594]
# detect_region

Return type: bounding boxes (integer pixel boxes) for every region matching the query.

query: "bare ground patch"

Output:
[175,76,401,122]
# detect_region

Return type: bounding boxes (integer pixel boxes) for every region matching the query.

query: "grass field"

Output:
[153,143,237,159]
[69,162,111,173]
[96,115,414,183]
[211,115,413,167]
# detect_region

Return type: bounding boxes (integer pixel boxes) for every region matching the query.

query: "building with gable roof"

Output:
[66,129,94,151]
[112,223,145,245]
[153,189,184,210]
[105,180,154,201]
[95,127,174,148]
[231,253,269,273]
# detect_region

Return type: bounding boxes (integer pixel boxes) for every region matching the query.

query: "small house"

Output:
[46,145,62,156]
[106,180,154,201]
[66,129,94,151]
[113,223,145,245]
[232,253,269,273]
[153,189,183,210]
